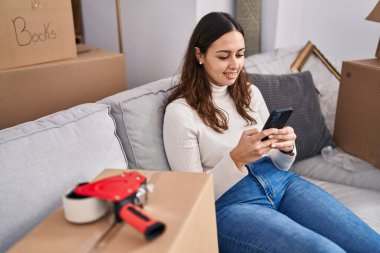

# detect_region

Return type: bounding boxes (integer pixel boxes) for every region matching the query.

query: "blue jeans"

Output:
[215,157,380,253]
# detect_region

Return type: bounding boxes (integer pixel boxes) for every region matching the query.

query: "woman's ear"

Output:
[194,47,204,64]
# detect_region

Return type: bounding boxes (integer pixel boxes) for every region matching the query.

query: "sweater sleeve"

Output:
[207,152,248,200]
[163,102,203,173]
[252,85,297,170]
[163,101,247,200]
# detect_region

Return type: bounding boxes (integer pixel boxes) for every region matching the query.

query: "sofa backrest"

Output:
[0,103,127,252]
[98,77,178,171]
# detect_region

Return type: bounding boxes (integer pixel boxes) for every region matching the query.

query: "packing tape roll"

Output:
[62,189,108,224]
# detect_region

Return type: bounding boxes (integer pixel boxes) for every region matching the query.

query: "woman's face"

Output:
[196,30,245,86]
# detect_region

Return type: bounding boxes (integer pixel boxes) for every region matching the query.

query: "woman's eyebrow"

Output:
[216,48,245,53]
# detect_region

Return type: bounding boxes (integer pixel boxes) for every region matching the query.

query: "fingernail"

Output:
[268,135,273,139]
[271,144,276,148]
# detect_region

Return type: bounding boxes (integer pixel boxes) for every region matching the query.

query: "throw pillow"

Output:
[244,46,341,135]
[98,77,177,170]
[248,71,335,161]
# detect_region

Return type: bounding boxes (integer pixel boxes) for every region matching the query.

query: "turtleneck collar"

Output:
[210,82,229,98]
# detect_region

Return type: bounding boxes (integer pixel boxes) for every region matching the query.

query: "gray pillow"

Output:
[248,71,335,161]
[98,77,177,170]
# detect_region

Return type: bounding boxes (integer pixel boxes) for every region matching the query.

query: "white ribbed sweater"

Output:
[163,84,296,200]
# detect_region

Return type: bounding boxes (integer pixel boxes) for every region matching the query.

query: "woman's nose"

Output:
[228,57,238,69]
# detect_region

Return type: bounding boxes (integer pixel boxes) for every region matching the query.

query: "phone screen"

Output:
[261,108,293,141]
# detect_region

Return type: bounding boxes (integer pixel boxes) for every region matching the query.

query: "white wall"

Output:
[196,0,234,21]
[120,0,197,88]
[81,0,120,53]
[82,0,379,87]
[81,0,233,89]
[262,0,380,61]
[261,0,280,53]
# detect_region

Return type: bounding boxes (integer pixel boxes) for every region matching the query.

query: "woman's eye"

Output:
[217,53,244,60]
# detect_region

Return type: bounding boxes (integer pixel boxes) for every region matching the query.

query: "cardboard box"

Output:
[0,48,127,130]
[334,59,380,169]
[9,169,219,253]
[0,0,77,70]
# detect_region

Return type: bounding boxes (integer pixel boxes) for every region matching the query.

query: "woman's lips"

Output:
[224,72,237,80]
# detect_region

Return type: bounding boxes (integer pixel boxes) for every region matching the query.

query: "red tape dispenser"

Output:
[63,171,165,241]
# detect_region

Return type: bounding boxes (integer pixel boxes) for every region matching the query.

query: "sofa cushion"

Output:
[98,77,177,170]
[249,71,335,161]
[0,103,127,252]
[306,177,380,233]
[291,147,380,192]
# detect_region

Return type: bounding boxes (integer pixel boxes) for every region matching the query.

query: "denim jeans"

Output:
[215,157,380,253]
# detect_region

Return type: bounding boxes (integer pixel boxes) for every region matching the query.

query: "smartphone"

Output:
[261,107,293,141]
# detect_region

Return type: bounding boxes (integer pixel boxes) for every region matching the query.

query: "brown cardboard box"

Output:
[0,48,127,130]
[9,169,219,253]
[334,59,380,169]
[0,0,77,70]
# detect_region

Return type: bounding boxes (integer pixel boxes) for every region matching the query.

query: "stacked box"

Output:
[0,48,127,129]
[0,0,77,70]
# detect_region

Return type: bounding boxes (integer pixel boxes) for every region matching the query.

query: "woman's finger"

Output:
[270,132,296,141]
[271,140,294,149]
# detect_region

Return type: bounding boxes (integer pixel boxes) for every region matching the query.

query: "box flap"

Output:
[366,1,380,23]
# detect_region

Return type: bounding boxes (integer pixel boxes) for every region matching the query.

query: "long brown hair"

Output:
[165,12,256,133]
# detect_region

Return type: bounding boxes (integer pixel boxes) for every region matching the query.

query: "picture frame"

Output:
[291,41,341,81]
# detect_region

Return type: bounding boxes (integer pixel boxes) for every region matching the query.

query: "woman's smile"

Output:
[224,71,238,80]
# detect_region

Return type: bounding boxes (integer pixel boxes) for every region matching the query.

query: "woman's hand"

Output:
[267,126,296,154]
[230,128,279,169]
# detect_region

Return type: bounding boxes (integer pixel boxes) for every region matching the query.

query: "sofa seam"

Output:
[119,86,176,104]
[119,101,140,169]
[0,105,110,145]
[107,107,128,168]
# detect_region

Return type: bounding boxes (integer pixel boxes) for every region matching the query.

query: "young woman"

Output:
[163,12,380,253]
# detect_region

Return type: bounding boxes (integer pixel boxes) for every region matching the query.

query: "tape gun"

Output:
[63,171,165,240]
